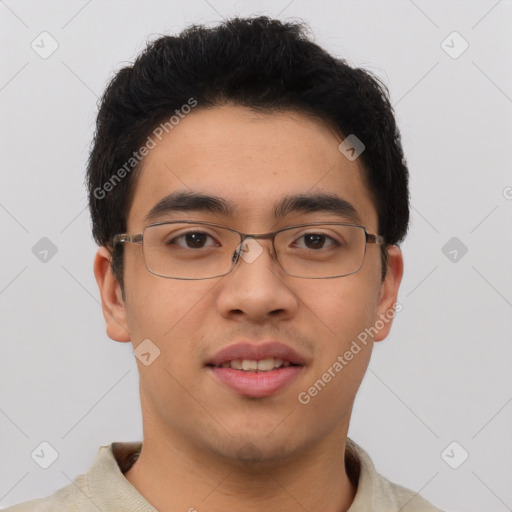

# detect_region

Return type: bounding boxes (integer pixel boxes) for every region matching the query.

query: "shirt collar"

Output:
[87,438,376,511]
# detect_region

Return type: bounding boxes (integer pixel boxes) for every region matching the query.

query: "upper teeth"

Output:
[219,358,291,371]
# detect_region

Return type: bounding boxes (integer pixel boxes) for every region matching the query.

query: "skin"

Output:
[94,105,403,512]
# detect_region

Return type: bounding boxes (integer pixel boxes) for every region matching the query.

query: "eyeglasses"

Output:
[113,220,385,280]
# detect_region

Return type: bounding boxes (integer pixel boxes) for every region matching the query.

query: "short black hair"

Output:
[87,16,409,287]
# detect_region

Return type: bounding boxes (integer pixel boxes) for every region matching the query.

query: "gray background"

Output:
[1,1,511,510]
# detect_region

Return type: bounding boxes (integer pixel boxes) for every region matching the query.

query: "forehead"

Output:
[127,105,377,231]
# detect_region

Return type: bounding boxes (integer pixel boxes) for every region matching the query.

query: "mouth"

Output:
[208,357,300,371]
[206,342,306,398]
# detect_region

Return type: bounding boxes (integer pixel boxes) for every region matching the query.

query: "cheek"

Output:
[292,280,376,438]
[295,276,377,390]
[123,275,214,429]
[125,276,213,344]
[299,275,379,348]
[122,247,207,338]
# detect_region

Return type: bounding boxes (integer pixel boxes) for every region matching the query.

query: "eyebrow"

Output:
[144,190,362,224]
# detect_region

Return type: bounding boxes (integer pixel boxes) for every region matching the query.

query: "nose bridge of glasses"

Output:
[233,232,278,265]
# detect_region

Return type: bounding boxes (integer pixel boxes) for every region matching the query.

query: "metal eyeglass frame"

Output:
[112,220,385,280]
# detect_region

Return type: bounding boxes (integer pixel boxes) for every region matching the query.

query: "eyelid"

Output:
[285,228,341,248]
[286,224,344,237]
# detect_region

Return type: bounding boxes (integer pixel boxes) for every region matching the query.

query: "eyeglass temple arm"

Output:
[367,233,385,244]
[113,234,143,246]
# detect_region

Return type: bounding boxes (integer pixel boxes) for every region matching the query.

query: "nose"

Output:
[216,237,299,323]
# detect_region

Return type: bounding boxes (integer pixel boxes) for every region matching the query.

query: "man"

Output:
[7,16,443,512]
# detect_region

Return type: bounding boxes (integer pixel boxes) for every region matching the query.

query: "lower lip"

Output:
[208,366,303,398]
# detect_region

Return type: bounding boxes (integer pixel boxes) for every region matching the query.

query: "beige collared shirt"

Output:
[4,438,443,511]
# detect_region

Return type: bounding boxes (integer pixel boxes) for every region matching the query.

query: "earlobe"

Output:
[93,246,131,343]
[373,245,404,342]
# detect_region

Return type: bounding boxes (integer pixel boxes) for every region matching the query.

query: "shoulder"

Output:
[3,443,149,512]
[346,438,444,512]
[2,474,88,512]
[371,474,444,512]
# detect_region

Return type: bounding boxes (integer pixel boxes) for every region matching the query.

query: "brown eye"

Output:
[169,231,217,249]
[293,233,338,250]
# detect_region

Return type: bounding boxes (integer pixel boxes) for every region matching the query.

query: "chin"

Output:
[204,430,308,470]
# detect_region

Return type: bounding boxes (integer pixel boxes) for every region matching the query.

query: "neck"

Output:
[124,427,357,512]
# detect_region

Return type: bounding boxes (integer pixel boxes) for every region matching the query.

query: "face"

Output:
[95,105,402,467]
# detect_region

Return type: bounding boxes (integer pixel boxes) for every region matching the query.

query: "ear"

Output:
[373,245,404,342]
[93,246,131,342]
